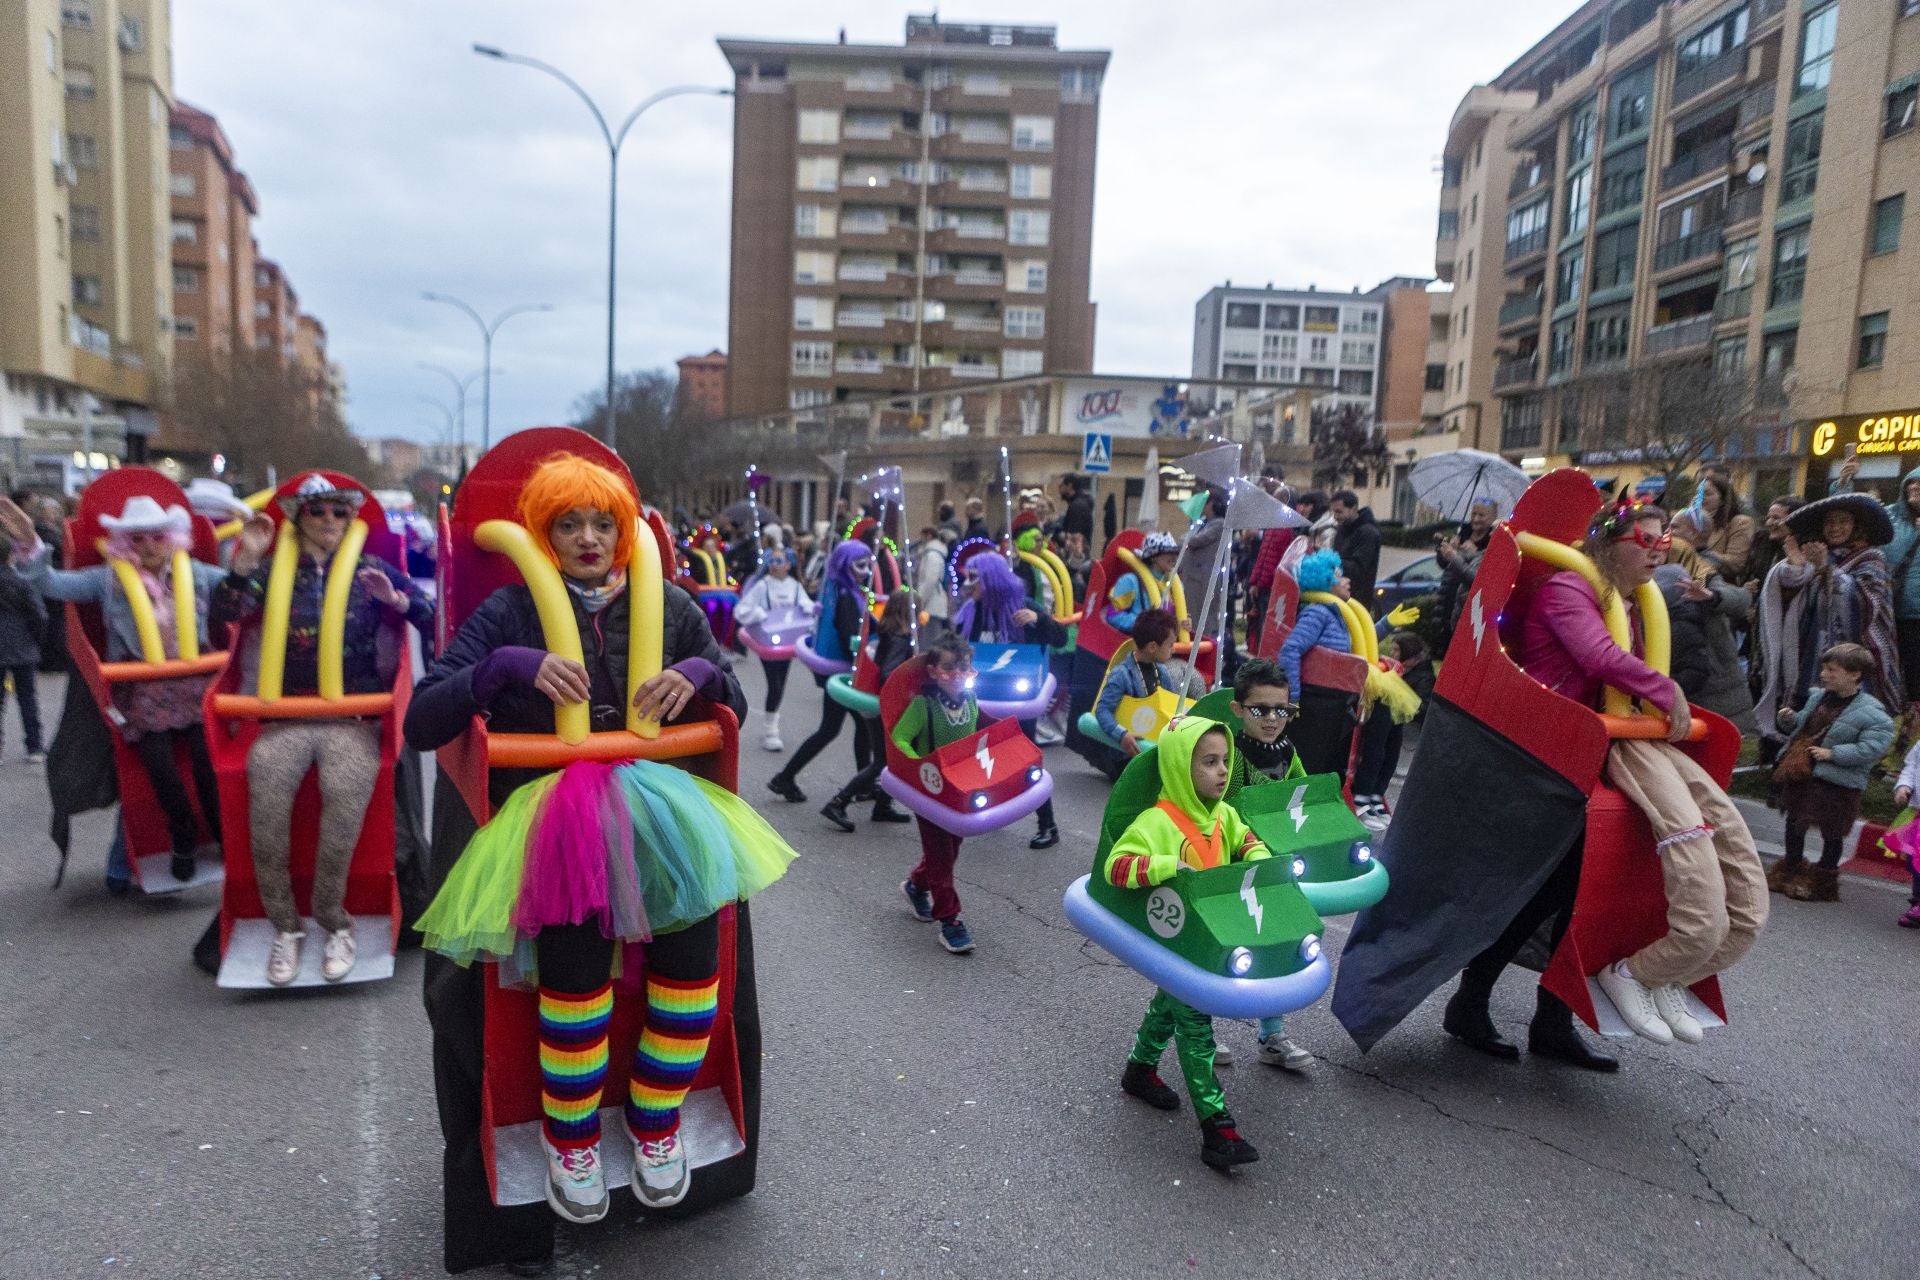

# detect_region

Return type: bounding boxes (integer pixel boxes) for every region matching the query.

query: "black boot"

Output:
[1199,1112,1260,1169]
[1528,989,1619,1072]
[767,772,806,803]
[171,852,196,882]
[870,796,912,823]
[1029,824,1059,849]
[1120,1060,1180,1111]
[820,798,855,833]
[1442,976,1518,1059]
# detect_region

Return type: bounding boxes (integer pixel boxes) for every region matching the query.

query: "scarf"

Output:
[565,568,627,615]
[1238,732,1293,776]
[133,563,183,659]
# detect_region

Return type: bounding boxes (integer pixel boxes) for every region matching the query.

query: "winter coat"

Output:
[1786,689,1896,791]
[1278,601,1353,696]
[1663,596,1713,701]
[734,573,811,627]
[1060,492,1094,542]
[914,541,950,619]
[1672,511,1755,581]
[1517,572,1677,715]
[1175,516,1228,635]
[211,553,433,697]
[20,543,228,662]
[1333,508,1383,615]
[0,552,47,668]
[1834,466,1920,621]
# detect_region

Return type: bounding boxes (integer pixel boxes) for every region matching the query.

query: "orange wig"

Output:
[517,452,640,568]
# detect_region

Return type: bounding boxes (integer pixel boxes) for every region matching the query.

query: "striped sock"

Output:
[539,983,613,1151]
[625,974,720,1141]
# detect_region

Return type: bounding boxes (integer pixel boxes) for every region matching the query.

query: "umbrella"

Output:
[1407,449,1530,522]
[1138,446,1161,530]
[721,499,780,530]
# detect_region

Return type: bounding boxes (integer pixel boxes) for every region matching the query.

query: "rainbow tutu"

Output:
[418,759,796,981]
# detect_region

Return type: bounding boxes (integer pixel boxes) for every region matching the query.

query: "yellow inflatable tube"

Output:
[1513,531,1672,718]
[1039,547,1077,611]
[316,518,368,701]
[1018,549,1073,619]
[475,519,590,744]
[212,488,276,542]
[100,548,167,665]
[170,548,200,663]
[1113,546,1164,608]
[1115,543,1193,642]
[627,519,665,739]
[255,522,301,702]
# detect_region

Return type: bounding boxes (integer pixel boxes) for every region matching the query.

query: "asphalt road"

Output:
[1,666,1915,1280]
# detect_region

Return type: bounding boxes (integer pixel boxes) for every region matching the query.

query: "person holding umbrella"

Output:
[1435,498,1498,653]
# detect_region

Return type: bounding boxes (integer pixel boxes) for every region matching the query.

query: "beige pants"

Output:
[248,720,381,934]
[1604,739,1769,987]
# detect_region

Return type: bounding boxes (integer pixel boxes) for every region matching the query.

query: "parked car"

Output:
[1373,553,1441,615]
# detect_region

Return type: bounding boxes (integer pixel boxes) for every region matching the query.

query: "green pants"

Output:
[1128,989,1225,1121]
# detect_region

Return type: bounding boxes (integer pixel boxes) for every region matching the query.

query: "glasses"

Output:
[1615,525,1673,552]
[126,531,168,545]
[303,503,352,521]
[934,663,974,680]
[1242,703,1298,722]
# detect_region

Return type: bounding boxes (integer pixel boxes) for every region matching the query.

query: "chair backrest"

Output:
[1076,528,1147,662]
[1499,468,1605,654]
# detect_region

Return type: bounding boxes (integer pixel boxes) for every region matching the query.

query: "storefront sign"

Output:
[1807,409,1920,459]
[1062,379,1158,437]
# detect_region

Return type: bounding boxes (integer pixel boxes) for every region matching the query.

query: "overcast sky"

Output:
[173,0,1559,448]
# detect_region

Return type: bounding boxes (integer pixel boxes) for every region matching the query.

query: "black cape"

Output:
[46,668,117,887]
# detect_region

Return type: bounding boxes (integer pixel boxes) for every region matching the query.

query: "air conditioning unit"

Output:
[52,160,77,187]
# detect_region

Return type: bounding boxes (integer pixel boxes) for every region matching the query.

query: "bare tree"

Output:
[1555,352,1760,501]
[167,346,376,489]
[1310,402,1389,490]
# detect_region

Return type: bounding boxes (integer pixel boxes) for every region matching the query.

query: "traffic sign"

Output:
[1082,431,1113,474]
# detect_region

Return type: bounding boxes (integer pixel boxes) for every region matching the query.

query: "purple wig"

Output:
[825,539,872,597]
[955,551,1027,641]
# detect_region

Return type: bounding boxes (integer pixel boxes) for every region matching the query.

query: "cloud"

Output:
[172,0,1560,448]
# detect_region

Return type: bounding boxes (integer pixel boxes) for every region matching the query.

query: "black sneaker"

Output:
[1120,1060,1180,1111]
[870,798,912,823]
[170,852,195,882]
[767,774,806,803]
[1199,1112,1259,1169]
[820,799,855,832]
[1028,825,1059,850]
[902,879,934,922]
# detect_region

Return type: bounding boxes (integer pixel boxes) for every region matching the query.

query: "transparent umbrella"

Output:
[1407,449,1530,522]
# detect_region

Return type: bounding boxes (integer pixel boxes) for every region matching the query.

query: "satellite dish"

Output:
[1746,161,1768,185]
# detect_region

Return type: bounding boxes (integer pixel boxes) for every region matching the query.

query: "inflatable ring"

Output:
[1301,860,1391,917]
[795,632,853,677]
[826,672,880,719]
[879,767,1053,837]
[977,672,1056,722]
[1077,710,1122,750]
[739,606,813,661]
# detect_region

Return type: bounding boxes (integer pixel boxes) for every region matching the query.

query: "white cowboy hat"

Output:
[183,477,252,521]
[276,472,365,520]
[100,495,192,534]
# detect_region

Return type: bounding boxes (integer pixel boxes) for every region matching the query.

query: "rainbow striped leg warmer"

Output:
[624,975,720,1141]
[539,984,613,1151]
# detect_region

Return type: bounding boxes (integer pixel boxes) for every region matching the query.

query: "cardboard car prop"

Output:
[1075,640,1186,752]
[875,656,1054,838]
[969,642,1055,721]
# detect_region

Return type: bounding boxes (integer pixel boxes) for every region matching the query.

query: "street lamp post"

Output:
[416,362,488,469]
[473,44,730,448]
[420,293,551,452]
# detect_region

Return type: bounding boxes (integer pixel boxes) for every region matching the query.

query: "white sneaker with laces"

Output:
[629,1129,692,1208]
[1257,1034,1313,1071]
[761,715,783,752]
[541,1137,610,1223]
[1651,984,1705,1043]
[1212,1040,1234,1067]
[266,930,305,986]
[1597,960,1674,1045]
[1360,806,1390,833]
[321,927,357,982]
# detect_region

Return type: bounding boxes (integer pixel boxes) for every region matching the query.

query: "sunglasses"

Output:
[1615,526,1673,552]
[126,531,168,544]
[1242,703,1298,722]
[303,503,353,520]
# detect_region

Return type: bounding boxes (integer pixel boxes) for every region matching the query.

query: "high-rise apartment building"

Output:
[1440,0,1920,503]
[1190,283,1390,419]
[0,0,173,484]
[717,16,1108,419]
[166,100,256,354]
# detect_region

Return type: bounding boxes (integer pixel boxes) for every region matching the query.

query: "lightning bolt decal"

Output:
[1287,783,1309,833]
[976,738,997,780]
[1470,591,1487,652]
[986,650,1016,672]
[1239,866,1264,934]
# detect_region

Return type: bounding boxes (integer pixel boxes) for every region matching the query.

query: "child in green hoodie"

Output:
[1107,717,1270,1169]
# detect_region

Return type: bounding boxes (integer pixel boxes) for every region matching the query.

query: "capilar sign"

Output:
[1810,410,1920,458]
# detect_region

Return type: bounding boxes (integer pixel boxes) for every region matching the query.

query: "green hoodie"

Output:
[1103,717,1270,890]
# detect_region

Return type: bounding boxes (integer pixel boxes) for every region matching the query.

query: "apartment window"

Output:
[1610,63,1654,137]
[1584,305,1631,365]
[1678,9,1748,73]
[1714,335,1748,378]
[1872,194,1905,254]
[61,1,92,28]
[1567,103,1596,166]
[1858,312,1890,369]
[1343,309,1380,335]
[169,124,194,151]
[121,15,143,52]
[173,316,198,339]
[1264,304,1299,329]
[1470,194,1479,225]
[54,213,65,258]
[845,68,893,92]
[64,65,94,100]
[1465,250,1474,281]
[1265,333,1299,361]
[798,109,839,144]
[170,218,199,245]
[72,275,101,305]
[1005,306,1045,338]
[1889,83,1919,139]
[1424,364,1446,391]
[1592,221,1638,290]
[1011,261,1047,292]
[1338,370,1374,396]
[1557,246,1585,306]
[1003,348,1045,377]
[1506,198,1550,251]
[1060,68,1101,99]
[794,204,835,238]
[1308,335,1330,362]
[1795,3,1838,99]
[1598,144,1646,216]
[1721,235,1758,317]
[1762,328,1798,381]
[254,299,271,319]
[1008,209,1049,246]
[1564,168,1592,237]
[1340,340,1375,365]
[1782,113,1823,204]
[72,205,101,241]
[793,250,833,284]
[795,156,838,192]
[793,296,832,330]
[1303,305,1340,331]
[46,31,56,72]
[1009,164,1051,199]
[790,388,830,410]
[70,133,97,169]
[169,172,196,198]
[791,341,832,376]
[1437,209,1460,240]
[1300,367,1336,388]
[1770,225,1811,305]
[1012,115,1054,151]
[172,266,197,293]
[1549,317,1577,376]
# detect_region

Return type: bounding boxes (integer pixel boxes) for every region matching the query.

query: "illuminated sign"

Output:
[1809,410,1920,458]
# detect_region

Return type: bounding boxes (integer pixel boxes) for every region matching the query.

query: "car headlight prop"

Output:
[1299,934,1322,964]
[1290,856,1308,879]
[1229,946,1255,976]
[970,791,989,810]
[1026,765,1043,784]
[1350,840,1374,865]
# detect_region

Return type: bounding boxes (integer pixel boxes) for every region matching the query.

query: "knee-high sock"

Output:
[539,983,613,1150]
[625,974,720,1141]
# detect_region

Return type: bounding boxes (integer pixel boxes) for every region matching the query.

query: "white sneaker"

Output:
[1651,984,1705,1044]
[1360,806,1391,833]
[266,930,305,986]
[629,1129,692,1209]
[1212,1040,1234,1067]
[1597,961,1674,1045]
[761,729,784,752]
[1257,1034,1313,1071]
[541,1137,610,1223]
[321,927,357,982]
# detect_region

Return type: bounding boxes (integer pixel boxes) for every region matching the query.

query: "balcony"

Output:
[1509,159,1553,199]
[1498,294,1543,328]
[1493,355,1539,389]
[1736,84,1776,132]
[1504,227,1550,265]
[1661,143,1732,190]
[1671,46,1746,108]
[834,357,885,375]
[955,174,1008,193]
[949,315,1001,334]
[1653,227,1724,272]
[940,362,1000,380]
[1645,313,1716,356]
[1437,210,1460,243]
[837,263,894,283]
[1724,184,1765,225]
[1750,0,1787,29]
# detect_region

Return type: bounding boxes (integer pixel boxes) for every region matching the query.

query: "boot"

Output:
[760,714,783,753]
[767,772,805,803]
[1198,1112,1259,1169]
[820,798,855,833]
[1527,989,1619,1073]
[1442,976,1518,1059]
[870,796,911,823]
[1029,823,1060,850]
[1793,865,1841,902]
[1120,1060,1180,1111]
[1765,856,1802,894]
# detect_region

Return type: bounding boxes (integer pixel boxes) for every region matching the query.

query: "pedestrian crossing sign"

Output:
[1082,431,1113,473]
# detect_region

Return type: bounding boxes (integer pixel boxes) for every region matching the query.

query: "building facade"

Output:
[165,100,256,354]
[1440,0,1920,505]
[675,349,728,421]
[0,0,173,489]
[1190,282,1390,419]
[718,16,1108,420]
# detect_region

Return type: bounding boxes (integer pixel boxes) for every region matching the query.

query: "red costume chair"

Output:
[433,427,758,1211]
[62,469,230,893]
[1253,559,1372,800]
[1441,468,1734,1034]
[203,473,408,987]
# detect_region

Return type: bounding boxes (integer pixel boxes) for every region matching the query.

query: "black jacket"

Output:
[1061,492,1094,542]
[0,552,46,668]
[1334,508,1383,616]
[406,580,745,803]
[1664,597,1713,701]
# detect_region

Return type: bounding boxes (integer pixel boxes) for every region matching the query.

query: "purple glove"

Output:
[472,646,548,704]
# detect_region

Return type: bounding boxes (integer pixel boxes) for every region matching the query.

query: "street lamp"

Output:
[417,363,496,472]
[420,292,551,452]
[473,43,730,448]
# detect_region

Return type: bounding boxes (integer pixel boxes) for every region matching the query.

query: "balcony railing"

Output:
[838,265,892,282]
[1672,46,1746,107]
[956,175,1008,192]
[835,357,885,375]
[1500,421,1544,451]
[843,124,895,141]
[954,128,1011,146]
[1724,184,1765,224]
[1499,294,1544,327]
[947,269,1004,286]
[1504,227,1550,263]
[1494,355,1539,389]
[1645,313,1716,356]
[1736,83,1776,129]
[836,312,888,328]
[1653,227,1725,271]
[945,363,999,379]
[841,219,894,235]
[1661,143,1732,189]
